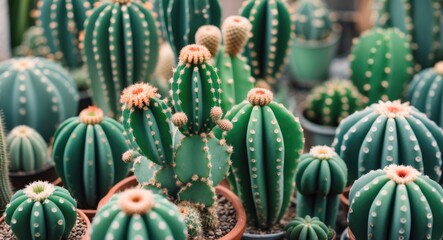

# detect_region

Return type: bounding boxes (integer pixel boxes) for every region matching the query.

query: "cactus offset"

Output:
[285,216,332,240]
[0,114,12,214]
[348,165,443,240]
[294,0,334,41]
[177,202,203,239]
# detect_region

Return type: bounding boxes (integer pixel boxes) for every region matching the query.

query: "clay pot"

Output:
[78,208,96,222]
[339,185,351,216]
[9,163,61,191]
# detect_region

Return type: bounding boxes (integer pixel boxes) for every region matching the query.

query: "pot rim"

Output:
[8,162,55,177]
[292,25,342,49]
[298,103,337,136]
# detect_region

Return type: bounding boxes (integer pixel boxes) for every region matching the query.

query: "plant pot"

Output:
[298,105,337,149]
[242,231,286,240]
[9,163,60,191]
[79,208,96,222]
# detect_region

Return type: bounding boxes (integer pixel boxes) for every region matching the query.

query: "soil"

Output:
[203,194,237,239]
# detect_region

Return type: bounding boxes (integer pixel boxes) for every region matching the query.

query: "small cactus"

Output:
[293,0,334,41]
[348,164,443,240]
[0,114,12,214]
[4,181,78,240]
[177,202,203,239]
[285,216,332,240]
[13,26,52,58]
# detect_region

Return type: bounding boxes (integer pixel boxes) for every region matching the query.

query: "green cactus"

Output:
[304,79,365,127]
[84,0,159,118]
[295,146,347,227]
[350,28,414,104]
[214,88,304,229]
[90,188,186,240]
[13,26,52,58]
[285,215,332,240]
[407,61,443,128]
[177,202,203,239]
[333,100,443,185]
[6,125,51,173]
[69,66,90,91]
[52,106,130,209]
[294,0,334,41]
[376,0,443,69]
[0,57,79,142]
[4,181,77,240]
[0,114,12,214]
[241,0,293,84]
[348,164,443,240]
[8,0,37,48]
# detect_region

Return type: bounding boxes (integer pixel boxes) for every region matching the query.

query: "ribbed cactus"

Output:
[8,0,37,48]
[84,0,159,118]
[350,28,414,104]
[295,146,347,227]
[333,100,443,184]
[90,188,186,240]
[407,61,443,128]
[241,0,293,84]
[6,125,51,172]
[304,79,365,127]
[52,106,130,209]
[0,57,79,142]
[13,26,51,58]
[348,164,443,240]
[294,0,334,41]
[4,181,77,240]
[214,88,304,229]
[177,202,203,239]
[376,0,443,69]
[0,114,12,214]
[285,216,332,240]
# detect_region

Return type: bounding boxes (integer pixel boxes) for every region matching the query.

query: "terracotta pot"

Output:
[9,163,61,191]
[98,176,247,240]
[339,185,351,216]
[78,208,96,222]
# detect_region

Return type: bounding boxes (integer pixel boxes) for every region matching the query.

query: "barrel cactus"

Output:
[350,28,414,104]
[333,100,443,184]
[0,115,12,214]
[348,164,443,240]
[6,125,51,173]
[214,88,304,229]
[4,181,77,240]
[52,106,130,209]
[285,216,333,240]
[90,188,186,240]
[294,0,334,41]
[0,57,79,141]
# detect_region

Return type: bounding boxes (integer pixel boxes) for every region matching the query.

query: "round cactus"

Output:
[6,125,51,172]
[285,215,332,240]
[13,26,52,58]
[52,106,130,209]
[90,188,187,240]
[294,0,334,41]
[333,100,443,184]
[348,164,443,240]
[304,79,365,127]
[177,202,203,239]
[0,57,79,141]
[350,28,414,104]
[4,181,77,240]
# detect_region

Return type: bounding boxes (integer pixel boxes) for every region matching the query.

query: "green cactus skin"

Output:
[6,125,51,173]
[285,216,331,240]
[333,100,443,185]
[214,88,304,229]
[90,188,187,240]
[0,115,12,214]
[407,61,443,128]
[8,0,36,48]
[241,0,293,84]
[305,79,365,127]
[4,181,77,240]
[295,146,347,227]
[348,165,443,240]
[0,57,79,142]
[376,0,443,69]
[84,0,159,118]
[52,106,130,209]
[294,0,333,41]
[13,26,52,59]
[350,28,414,104]
[177,202,203,239]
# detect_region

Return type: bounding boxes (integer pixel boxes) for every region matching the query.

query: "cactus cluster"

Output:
[350,28,414,104]
[348,165,443,240]
[333,100,443,184]
[0,115,12,214]
[285,216,332,240]
[293,0,334,41]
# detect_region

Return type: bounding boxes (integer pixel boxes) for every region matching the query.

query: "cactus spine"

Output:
[285,216,332,240]
[0,114,12,214]
[293,0,334,41]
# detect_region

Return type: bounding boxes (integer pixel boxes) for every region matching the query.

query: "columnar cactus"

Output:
[304,79,365,127]
[0,57,79,141]
[6,125,51,172]
[294,0,334,41]
[52,106,130,209]
[84,0,159,118]
[9,0,37,48]
[0,115,12,214]
[333,100,443,184]
[407,61,443,128]
[214,88,304,229]
[350,28,414,104]
[348,165,443,240]
[295,146,347,227]
[90,188,186,240]
[285,216,332,240]
[241,0,293,84]
[4,181,77,240]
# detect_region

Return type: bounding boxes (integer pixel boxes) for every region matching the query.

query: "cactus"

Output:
[4,181,77,240]
[214,88,304,229]
[333,100,443,185]
[350,28,414,104]
[376,0,443,69]
[348,164,443,240]
[285,216,332,240]
[0,57,79,142]
[13,26,52,58]
[241,0,293,84]
[8,0,37,48]
[90,188,186,240]
[52,106,130,209]
[304,79,365,127]
[293,0,334,41]
[177,202,203,239]
[83,0,159,118]
[407,61,443,128]
[6,125,51,173]
[0,114,12,214]
[295,146,347,227]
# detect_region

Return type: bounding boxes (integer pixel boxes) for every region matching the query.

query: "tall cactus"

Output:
[0,114,12,214]
[13,26,52,58]
[294,0,334,41]
[8,0,37,48]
